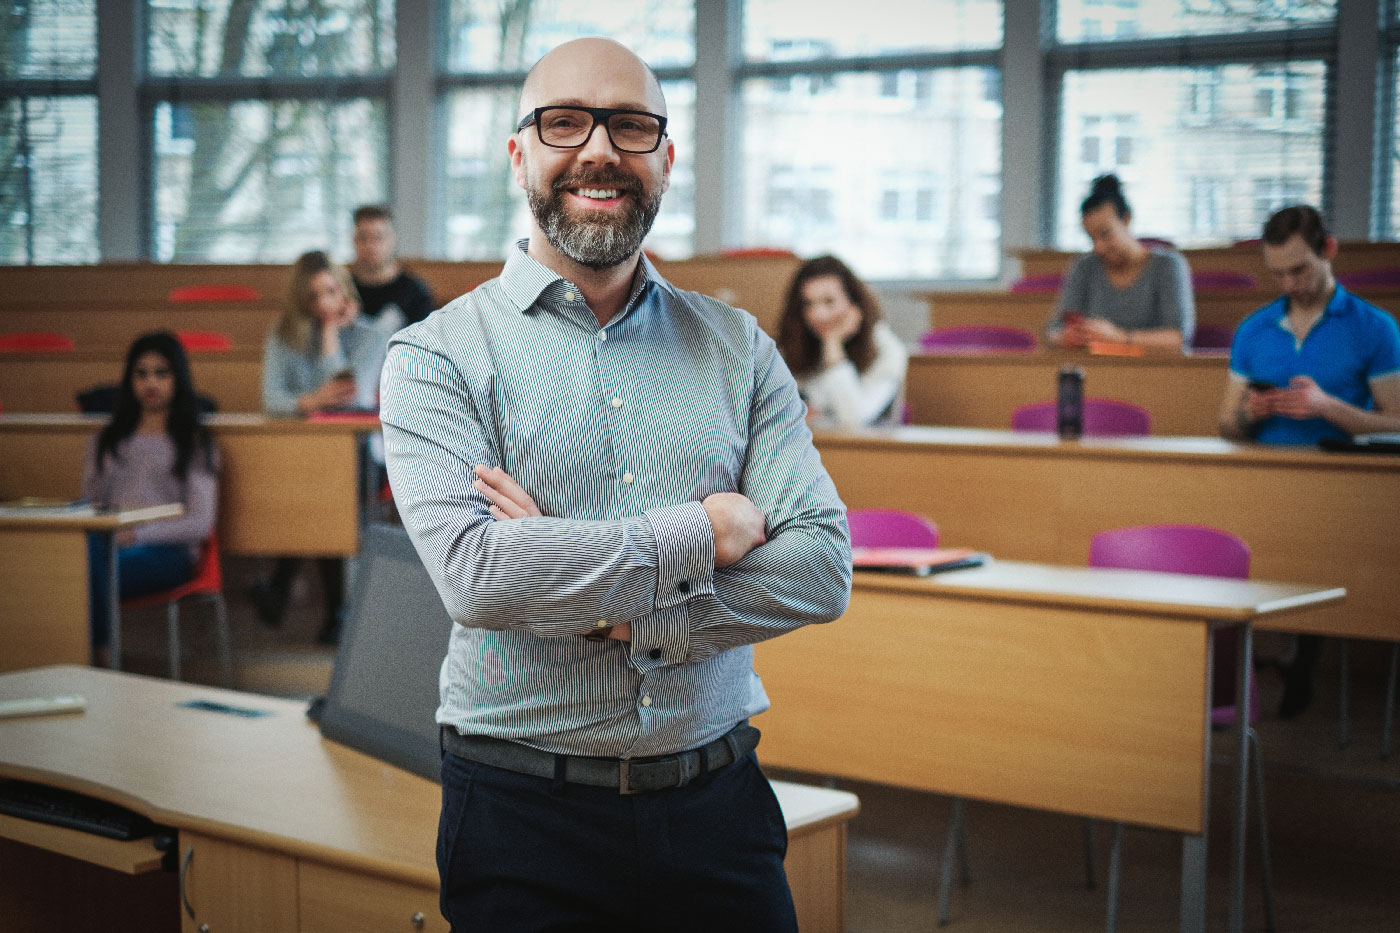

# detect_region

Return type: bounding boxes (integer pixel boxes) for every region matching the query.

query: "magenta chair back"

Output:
[920,326,1036,353]
[1089,524,1256,725]
[1009,273,1065,293]
[1011,398,1151,436]
[1338,268,1400,290]
[1191,324,1235,351]
[847,508,939,549]
[1191,271,1256,290]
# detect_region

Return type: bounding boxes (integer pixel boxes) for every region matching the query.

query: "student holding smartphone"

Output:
[253,250,394,643]
[1218,205,1400,718]
[1046,174,1195,351]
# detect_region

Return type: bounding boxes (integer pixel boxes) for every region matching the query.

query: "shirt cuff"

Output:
[643,501,716,611]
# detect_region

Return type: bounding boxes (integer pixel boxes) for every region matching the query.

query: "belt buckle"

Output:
[617,758,636,795]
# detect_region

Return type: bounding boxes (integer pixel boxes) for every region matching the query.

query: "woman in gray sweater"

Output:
[83,331,220,667]
[1046,174,1195,352]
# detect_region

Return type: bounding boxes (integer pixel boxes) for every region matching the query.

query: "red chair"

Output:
[1011,398,1151,436]
[1087,524,1273,931]
[1008,272,1064,293]
[168,284,262,302]
[177,330,234,353]
[847,508,939,549]
[1138,236,1176,250]
[0,331,75,352]
[120,535,232,687]
[920,326,1036,354]
[1191,324,1235,352]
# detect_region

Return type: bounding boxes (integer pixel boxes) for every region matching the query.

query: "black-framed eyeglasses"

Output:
[517,106,669,154]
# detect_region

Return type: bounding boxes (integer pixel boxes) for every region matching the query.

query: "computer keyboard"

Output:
[0,779,156,841]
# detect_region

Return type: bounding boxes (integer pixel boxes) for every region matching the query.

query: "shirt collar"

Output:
[498,239,671,321]
[1272,283,1353,326]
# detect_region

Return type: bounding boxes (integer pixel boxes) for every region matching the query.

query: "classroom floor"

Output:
[118,559,1400,933]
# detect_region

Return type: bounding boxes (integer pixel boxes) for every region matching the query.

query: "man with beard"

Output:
[1218,204,1400,719]
[378,37,851,932]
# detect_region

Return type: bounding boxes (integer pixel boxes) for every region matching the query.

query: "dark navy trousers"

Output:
[437,748,798,933]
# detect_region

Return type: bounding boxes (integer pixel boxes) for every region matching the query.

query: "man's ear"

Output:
[1321,235,1339,262]
[508,135,527,190]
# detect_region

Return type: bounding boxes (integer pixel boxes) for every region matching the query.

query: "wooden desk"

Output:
[754,564,1343,932]
[0,505,181,674]
[815,427,1399,641]
[906,351,1229,435]
[0,349,264,413]
[0,666,860,933]
[0,414,374,557]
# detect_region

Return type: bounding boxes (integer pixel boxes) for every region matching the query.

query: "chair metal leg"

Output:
[1383,644,1394,762]
[166,601,182,681]
[1248,729,1276,933]
[937,797,966,927]
[957,806,972,887]
[1338,639,1350,749]
[1083,817,1098,889]
[1105,822,1124,933]
[212,594,234,689]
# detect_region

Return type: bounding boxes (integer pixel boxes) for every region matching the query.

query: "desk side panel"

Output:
[754,590,1210,834]
[0,529,89,672]
[218,434,360,557]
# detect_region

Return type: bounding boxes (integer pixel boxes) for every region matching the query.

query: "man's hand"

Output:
[702,492,767,568]
[473,464,543,520]
[1269,375,1333,420]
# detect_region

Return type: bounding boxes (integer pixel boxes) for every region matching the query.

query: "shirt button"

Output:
[641,695,653,707]
[677,581,690,594]
[649,648,662,660]
[596,619,609,628]
[622,471,634,485]
[611,397,623,409]
[598,329,607,341]
[564,290,577,301]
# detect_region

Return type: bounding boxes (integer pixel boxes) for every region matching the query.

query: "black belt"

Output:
[440,722,760,795]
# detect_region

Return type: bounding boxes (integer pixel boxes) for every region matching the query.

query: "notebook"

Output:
[850,547,990,576]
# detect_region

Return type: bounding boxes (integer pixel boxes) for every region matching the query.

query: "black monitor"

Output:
[318,522,452,782]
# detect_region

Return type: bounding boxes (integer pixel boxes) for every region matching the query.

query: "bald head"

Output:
[518,38,667,120]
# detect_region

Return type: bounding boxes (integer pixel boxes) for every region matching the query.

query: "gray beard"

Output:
[528,179,664,271]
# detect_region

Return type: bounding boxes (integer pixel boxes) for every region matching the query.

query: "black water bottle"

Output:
[1056,366,1084,440]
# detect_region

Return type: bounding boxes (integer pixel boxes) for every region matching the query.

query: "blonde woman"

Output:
[252,250,391,643]
[262,249,390,415]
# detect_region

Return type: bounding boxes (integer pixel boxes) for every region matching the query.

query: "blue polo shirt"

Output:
[1229,285,1400,444]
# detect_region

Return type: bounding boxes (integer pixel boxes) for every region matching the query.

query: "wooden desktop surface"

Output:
[755,565,1342,834]
[0,505,182,674]
[905,350,1228,434]
[0,665,859,933]
[0,413,372,557]
[814,427,1397,641]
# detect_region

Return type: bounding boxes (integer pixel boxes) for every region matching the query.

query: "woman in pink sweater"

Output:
[83,331,220,667]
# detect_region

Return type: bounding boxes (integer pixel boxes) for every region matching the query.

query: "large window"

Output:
[1052,1,1334,249]
[1388,5,1400,239]
[438,0,696,260]
[144,1,392,262]
[1056,62,1326,247]
[736,1,1003,280]
[1,0,99,264]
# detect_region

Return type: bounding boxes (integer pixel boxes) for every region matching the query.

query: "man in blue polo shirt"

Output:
[1218,205,1400,445]
[1217,204,1400,718]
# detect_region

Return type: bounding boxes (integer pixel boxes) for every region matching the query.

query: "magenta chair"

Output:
[1011,398,1151,437]
[1191,324,1235,352]
[1088,524,1273,932]
[1191,270,1257,290]
[847,508,939,549]
[919,326,1036,354]
[1009,273,1065,293]
[1338,268,1400,290]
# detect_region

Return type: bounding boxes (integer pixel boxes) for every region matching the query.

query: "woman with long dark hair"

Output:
[777,255,908,429]
[83,331,220,667]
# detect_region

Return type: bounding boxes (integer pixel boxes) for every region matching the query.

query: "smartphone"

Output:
[1247,379,1275,392]
[332,368,355,381]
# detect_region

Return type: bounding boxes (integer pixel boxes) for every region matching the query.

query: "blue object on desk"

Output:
[177,699,271,718]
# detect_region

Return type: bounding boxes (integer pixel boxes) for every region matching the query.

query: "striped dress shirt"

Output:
[380,242,851,758]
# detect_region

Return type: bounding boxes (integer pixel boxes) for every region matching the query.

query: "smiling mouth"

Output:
[570,187,624,202]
